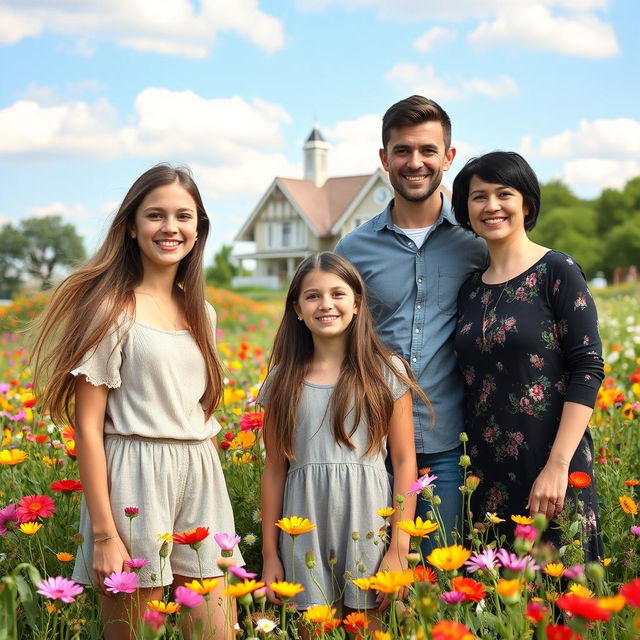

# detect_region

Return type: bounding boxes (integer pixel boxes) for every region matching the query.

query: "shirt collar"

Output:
[374,192,457,232]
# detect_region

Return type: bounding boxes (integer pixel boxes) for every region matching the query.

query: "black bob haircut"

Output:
[452,151,541,232]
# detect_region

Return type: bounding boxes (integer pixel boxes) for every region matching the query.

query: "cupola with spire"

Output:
[303,126,329,187]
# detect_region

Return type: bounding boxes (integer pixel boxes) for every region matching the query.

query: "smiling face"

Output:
[379,121,455,204]
[467,175,529,243]
[293,269,359,343]
[130,181,199,274]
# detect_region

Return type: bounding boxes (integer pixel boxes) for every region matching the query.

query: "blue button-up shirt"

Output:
[335,196,488,454]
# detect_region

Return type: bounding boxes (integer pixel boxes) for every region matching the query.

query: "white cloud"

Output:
[530,118,640,158]
[323,114,383,175]
[0,0,284,57]
[413,27,455,53]
[28,202,89,220]
[385,63,518,101]
[561,158,640,192]
[0,90,292,161]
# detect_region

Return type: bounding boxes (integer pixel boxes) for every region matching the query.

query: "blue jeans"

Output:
[415,445,463,557]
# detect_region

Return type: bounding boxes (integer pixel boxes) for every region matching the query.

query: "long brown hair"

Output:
[261,252,430,460]
[31,164,224,424]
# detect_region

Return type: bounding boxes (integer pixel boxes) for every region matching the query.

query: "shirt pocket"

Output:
[437,266,465,315]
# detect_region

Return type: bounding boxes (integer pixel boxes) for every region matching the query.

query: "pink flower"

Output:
[214,532,241,551]
[441,591,465,604]
[563,565,584,580]
[142,610,165,631]
[496,550,539,572]
[125,557,149,570]
[239,412,263,432]
[36,576,84,603]
[17,495,55,522]
[407,473,438,496]
[229,565,257,580]
[465,548,498,573]
[515,524,538,541]
[175,585,204,608]
[631,526,640,536]
[0,503,19,536]
[124,506,139,518]
[104,571,139,594]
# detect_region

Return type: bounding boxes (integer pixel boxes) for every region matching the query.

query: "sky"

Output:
[1,0,638,262]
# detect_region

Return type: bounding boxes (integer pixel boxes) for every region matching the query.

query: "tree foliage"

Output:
[206,244,246,288]
[0,216,85,296]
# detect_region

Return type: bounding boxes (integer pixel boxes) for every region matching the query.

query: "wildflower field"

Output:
[0,285,639,639]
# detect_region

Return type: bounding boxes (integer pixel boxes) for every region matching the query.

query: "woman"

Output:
[452,151,604,559]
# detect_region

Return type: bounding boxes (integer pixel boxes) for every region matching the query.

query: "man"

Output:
[335,95,488,552]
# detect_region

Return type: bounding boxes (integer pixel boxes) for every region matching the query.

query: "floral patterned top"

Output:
[454,250,604,558]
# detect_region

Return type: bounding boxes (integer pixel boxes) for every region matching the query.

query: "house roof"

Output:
[279,174,372,236]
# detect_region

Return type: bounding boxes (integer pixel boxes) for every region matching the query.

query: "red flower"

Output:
[173,527,210,546]
[342,612,368,635]
[413,565,437,584]
[219,440,231,450]
[547,624,584,640]
[555,594,611,621]
[17,495,56,522]
[568,472,592,489]
[625,479,639,487]
[526,601,549,623]
[239,412,263,432]
[124,507,139,518]
[620,578,640,607]
[23,397,37,408]
[450,576,487,602]
[432,620,475,640]
[51,480,83,493]
[35,434,49,444]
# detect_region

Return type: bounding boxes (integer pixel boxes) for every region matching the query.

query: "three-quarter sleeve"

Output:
[548,254,604,408]
[70,322,125,389]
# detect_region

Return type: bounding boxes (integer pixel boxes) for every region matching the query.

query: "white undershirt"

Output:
[398,225,433,248]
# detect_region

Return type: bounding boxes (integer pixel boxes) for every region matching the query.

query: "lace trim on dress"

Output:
[70,369,121,389]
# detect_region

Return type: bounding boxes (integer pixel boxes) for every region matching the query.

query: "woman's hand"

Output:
[92,535,131,597]
[526,460,569,521]
[261,554,285,605]
[375,548,409,611]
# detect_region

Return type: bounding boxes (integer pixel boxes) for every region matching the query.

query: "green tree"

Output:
[0,224,28,298]
[19,216,85,290]
[601,218,640,275]
[206,244,242,288]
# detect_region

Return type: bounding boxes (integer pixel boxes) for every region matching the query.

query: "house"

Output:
[233,127,393,288]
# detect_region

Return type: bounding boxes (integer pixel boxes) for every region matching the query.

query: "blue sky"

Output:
[1,0,638,260]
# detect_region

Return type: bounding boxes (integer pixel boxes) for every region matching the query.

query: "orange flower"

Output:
[147,600,180,614]
[625,479,639,487]
[413,565,438,584]
[0,449,28,465]
[303,605,337,625]
[619,495,638,515]
[511,515,534,525]
[543,563,566,578]
[427,545,472,571]
[269,581,304,599]
[369,570,414,594]
[451,576,486,602]
[597,595,626,613]
[173,527,210,546]
[343,612,369,635]
[275,516,315,536]
[184,579,219,595]
[396,516,439,538]
[497,579,522,598]
[431,620,475,640]
[56,552,74,562]
[224,579,265,598]
[568,472,591,489]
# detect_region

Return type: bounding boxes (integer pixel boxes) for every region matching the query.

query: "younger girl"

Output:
[32,164,241,639]
[260,252,424,613]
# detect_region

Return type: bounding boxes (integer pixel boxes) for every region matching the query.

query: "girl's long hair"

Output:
[31,163,223,424]
[262,252,430,460]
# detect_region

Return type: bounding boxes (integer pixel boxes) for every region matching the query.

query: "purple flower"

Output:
[125,557,149,570]
[214,532,241,551]
[0,383,11,393]
[441,591,465,604]
[496,549,539,572]
[407,473,438,496]
[631,526,640,537]
[175,585,204,608]
[464,548,498,573]
[0,503,19,536]
[563,564,584,580]
[229,565,257,580]
[36,576,84,603]
[104,571,138,594]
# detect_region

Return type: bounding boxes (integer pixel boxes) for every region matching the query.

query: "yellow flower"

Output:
[352,577,374,591]
[2,427,10,447]
[230,431,256,450]
[275,516,315,536]
[156,532,174,542]
[303,605,337,624]
[569,584,594,598]
[486,512,505,524]
[511,514,534,524]
[374,632,391,640]
[147,600,180,614]
[377,507,396,519]
[497,579,522,598]
[619,495,638,515]
[546,591,559,603]
[184,579,219,595]
[0,449,28,465]
[602,558,612,567]
[543,563,565,577]
[396,517,439,538]
[369,570,414,594]
[42,456,63,467]
[269,581,304,599]
[224,579,265,598]
[19,522,43,535]
[45,602,58,614]
[231,452,252,465]
[598,595,626,613]
[56,552,74,562]
[426,545,472,571]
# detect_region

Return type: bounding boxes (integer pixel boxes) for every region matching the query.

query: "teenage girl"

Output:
[259,252,425,614]
[33,164,241,639]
